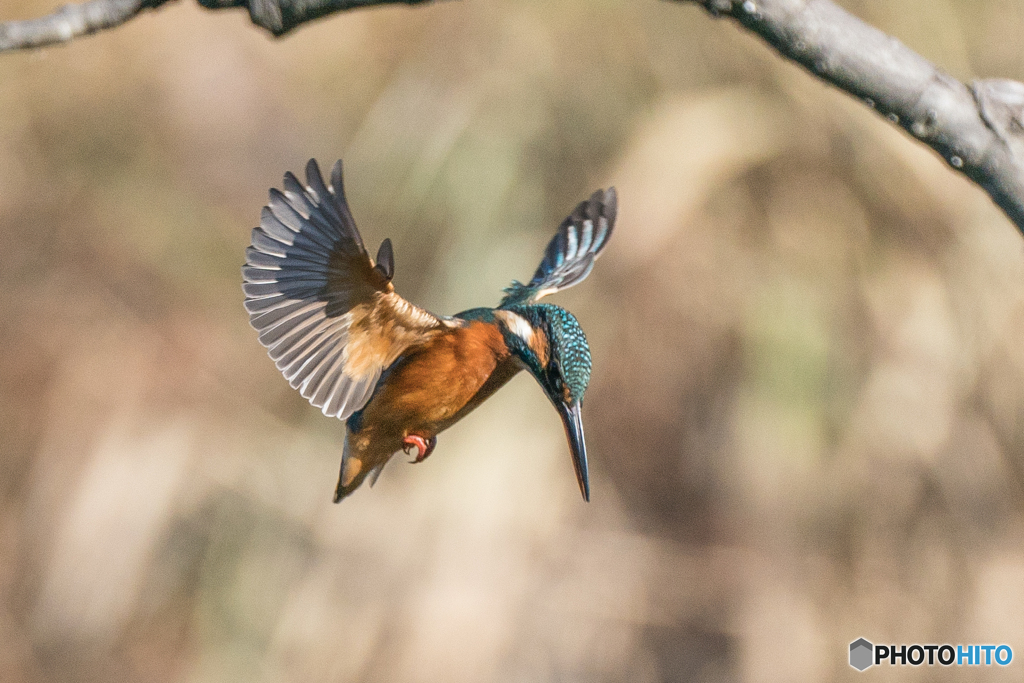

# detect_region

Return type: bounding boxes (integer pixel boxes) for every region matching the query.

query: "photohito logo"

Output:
[849,638,1012,671]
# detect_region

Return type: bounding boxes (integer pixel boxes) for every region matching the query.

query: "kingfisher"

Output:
[242,160,616,502]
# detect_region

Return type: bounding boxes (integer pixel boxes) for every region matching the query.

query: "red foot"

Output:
[402,434,437,463]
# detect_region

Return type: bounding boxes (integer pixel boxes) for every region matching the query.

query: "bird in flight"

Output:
[243,160,616,502]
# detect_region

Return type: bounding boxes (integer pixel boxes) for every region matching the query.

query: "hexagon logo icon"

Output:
[850,638,873,671]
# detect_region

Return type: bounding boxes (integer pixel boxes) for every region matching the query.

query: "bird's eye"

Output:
[548,361,562,386]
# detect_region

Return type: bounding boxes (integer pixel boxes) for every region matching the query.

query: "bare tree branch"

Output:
[0,0,434,51]
[197,0,435,37]
[8,0,1024,234]
[0,0,170,51]
[677,0,1024,233]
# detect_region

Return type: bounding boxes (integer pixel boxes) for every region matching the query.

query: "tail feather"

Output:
[334,438,364,503]
[334,437,393,502]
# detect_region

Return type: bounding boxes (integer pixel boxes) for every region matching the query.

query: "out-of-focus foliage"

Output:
[2,0,1024,681]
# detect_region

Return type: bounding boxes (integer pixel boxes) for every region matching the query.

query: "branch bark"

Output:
[7,0,1024,234]
[0,0,433,51]
[0,0,170,51]
[677,0,1024,233]
[197,0,434,36]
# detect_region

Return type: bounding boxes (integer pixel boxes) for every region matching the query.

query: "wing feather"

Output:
[243,159,446,421]
[500,188,617,307]
[281,172,316,216]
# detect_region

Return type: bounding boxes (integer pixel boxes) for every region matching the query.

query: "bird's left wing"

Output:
[243,159,448,421]
[499,188,616,307]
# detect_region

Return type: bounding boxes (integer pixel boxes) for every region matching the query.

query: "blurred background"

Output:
[3,0,1024,680]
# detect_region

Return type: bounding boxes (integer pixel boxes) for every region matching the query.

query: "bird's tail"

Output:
[334,438,364,502]
[333,437,388,502]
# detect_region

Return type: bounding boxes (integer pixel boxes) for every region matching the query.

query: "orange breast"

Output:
[357,321,520,441]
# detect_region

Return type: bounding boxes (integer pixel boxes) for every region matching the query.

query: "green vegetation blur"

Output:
[2,0,1024,681]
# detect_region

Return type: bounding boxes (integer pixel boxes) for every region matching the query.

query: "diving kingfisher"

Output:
[242,160,616,502]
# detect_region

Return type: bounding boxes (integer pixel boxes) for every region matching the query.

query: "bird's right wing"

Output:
[243,159,448,421]
[499,188,617,307]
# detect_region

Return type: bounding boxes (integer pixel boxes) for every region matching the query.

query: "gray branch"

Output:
[0,0,170,51]
[8,0,1024,233]
[0,0,434,51]
[197,0,434,36]
[678,0,1024,233]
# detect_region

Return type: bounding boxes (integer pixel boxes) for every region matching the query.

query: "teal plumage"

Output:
[541,305,592,404]
[500,304,591,404]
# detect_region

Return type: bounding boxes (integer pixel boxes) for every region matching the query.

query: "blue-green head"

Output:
[494,303,592,500]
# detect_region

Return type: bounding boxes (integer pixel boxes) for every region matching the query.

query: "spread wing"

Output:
[243,159,446,420]
[499,188,617,307]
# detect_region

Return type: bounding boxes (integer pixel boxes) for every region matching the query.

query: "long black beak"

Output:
[556,401,590,501]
